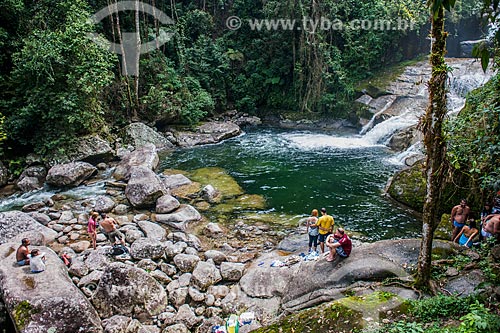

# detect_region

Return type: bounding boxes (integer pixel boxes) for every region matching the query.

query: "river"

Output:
[158,127,422,241]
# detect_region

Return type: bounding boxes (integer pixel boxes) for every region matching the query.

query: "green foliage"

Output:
[4,0,115,155]
[458,301,500,333]
[370,295,500,333]
[0,0,488,159]
[445,73,500,193]
[385,321,425,333]
[139,53,214,124]
[409,295,476,321]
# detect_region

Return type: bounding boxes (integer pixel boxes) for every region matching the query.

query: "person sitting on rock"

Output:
[325,228,352,262]
[454,219,479,248]
[16,238,30,266]
[100,213,126,246]
[29,249,46,273]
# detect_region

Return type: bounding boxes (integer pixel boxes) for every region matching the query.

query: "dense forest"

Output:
[0,0,498,203]
[0,0,484,158]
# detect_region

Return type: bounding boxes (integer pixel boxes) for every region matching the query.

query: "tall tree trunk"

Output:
[415,4,449,289]
[112,0,134,116]
[132,0,141,120]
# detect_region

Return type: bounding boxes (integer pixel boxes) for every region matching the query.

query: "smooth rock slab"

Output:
[0,211,57,245]
[154,205,201,231]
[0,243,103,333]
[155,194,180,214]
[137,220,167,241]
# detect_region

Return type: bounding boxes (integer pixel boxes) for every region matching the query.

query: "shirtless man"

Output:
[482,214,500,240]
[16,238,30,266]
[100,213,126,246]
[450,199,470,242]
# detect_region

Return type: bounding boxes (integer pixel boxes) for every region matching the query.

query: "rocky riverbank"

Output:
[0,58,496,332]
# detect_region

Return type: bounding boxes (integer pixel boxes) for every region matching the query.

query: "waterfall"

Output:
[357,58,494,161]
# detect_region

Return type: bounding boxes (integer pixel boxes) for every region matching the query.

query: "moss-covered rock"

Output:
[387,161,426,212]
[211,195,267,214]
[188,167,244,199]
[435,214,453,240]
[12,300,35,331]
[254,291,407,333]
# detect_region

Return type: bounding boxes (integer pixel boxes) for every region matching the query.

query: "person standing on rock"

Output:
[16,238,31,266]
[306,209,319,253]
[100,213,126,246]
[317,207,334,254]
[450,199,470,243]
[88,212,98,250]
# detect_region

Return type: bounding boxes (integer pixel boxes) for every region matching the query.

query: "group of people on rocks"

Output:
[15,238,48,273]
[87,211,126,250]
[15,211,127,273]
[305,207,352,262]
[450,198,500,248]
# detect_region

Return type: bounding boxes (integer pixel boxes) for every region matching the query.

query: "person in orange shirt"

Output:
[317,207,334,253]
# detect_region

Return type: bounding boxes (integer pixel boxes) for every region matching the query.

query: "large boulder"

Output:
[67,135,114,164]
[154,205,201,231]
[0,243,103,332]
[129,238,165,260]
[173,254,200,273]
[91,262,168,318]
[122,122,174,151]
[17,166,47,192]
[173,122,241,147]
[220,262,245,281]
[45,162,97,187]
[0,211,57,245]
[17,177,43,193]
[191,260,222,290]
[112,144,159,181]
[125,166,166,208]
[386,161,426,212]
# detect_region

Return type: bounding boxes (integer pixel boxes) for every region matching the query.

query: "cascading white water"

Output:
[356,58,494,162]
[0,181,107,212]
